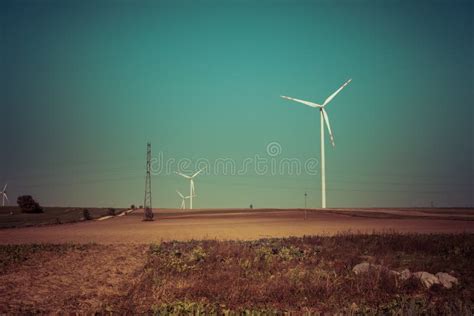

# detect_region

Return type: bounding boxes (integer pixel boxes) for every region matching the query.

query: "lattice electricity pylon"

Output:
[143,142,154,221]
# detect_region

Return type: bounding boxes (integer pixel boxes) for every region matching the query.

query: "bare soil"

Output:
[0,244,147,313]
[0,208,473,244]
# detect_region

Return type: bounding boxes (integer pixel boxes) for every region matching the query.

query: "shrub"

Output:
[17,195,43,213]
[131,204,136,210]
[108,208,116,216]
[83,209,92,220]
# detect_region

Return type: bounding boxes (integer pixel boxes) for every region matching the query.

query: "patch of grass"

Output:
[146,297,473,315]
[0,243,95,274]
[0,207,126,228]
[125,233,474,314]
[1,233,473,314]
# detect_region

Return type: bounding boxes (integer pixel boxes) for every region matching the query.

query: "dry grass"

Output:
[0,233,472,314]
[0,243,147,313]
[0,206,125,228]
[123,233,474,314]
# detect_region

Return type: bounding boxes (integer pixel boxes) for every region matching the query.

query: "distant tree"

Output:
[17,195,43,213]
[108,208,116,216]
[130,204,136,210]
[139,205,143,209]
[83,209,92,220]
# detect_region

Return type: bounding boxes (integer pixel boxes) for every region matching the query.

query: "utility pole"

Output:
[143,142,154,221]
[304,192,308,220]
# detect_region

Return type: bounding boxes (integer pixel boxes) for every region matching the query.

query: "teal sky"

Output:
[1,0,472,208]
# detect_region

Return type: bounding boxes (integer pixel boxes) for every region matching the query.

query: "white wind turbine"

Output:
[175,169,203,209]
[176,190,196,210]
[281,79,352,208]
[1,183,8,207]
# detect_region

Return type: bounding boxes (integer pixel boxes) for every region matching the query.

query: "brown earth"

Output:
[0,244,147,313]
[0,233,473,314]
[0,208,473,244]
[0,209,473,314]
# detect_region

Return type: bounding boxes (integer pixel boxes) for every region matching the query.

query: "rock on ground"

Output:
[352,262,383,275]
[399,269,411,281]
[436,272,458,289]
[413,271,440,288]
[352,262,370,275]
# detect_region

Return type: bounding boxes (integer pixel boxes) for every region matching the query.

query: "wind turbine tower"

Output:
[175,169,203,209]
[281,79,352,208]
[1,184,8,207]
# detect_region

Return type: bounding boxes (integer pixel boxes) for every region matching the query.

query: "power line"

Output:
[191,177,472,195]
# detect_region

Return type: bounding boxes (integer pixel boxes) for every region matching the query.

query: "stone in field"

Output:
[399,269,411,281]
[436,272,458,289]
[352,262,370,275]
[352,262,382,275]
[413,271,440,288]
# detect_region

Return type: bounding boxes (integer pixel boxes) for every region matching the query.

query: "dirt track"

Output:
[0,208,473,244]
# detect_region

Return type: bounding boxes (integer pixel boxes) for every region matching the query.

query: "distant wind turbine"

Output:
[281,78,352,208]
[175,169,203,209]
[176,190,195,210]
[1,183,8,207]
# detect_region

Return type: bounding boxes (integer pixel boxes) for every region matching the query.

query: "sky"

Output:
[1,0,472,209]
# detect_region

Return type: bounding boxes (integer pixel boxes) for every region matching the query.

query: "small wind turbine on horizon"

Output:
[176,190,196,210]
[281,78,352,208]
[1,183,8,207]
[175,169,203,209]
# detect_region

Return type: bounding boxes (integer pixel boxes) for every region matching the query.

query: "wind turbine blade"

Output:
[191,169,203,178]
[176,190,184,198]
[174,171,191,179]
[322,78,352,107]
[2,183,6,192]
[322,109,335,147]
[281,96,322,108]
[4,194,8,202]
